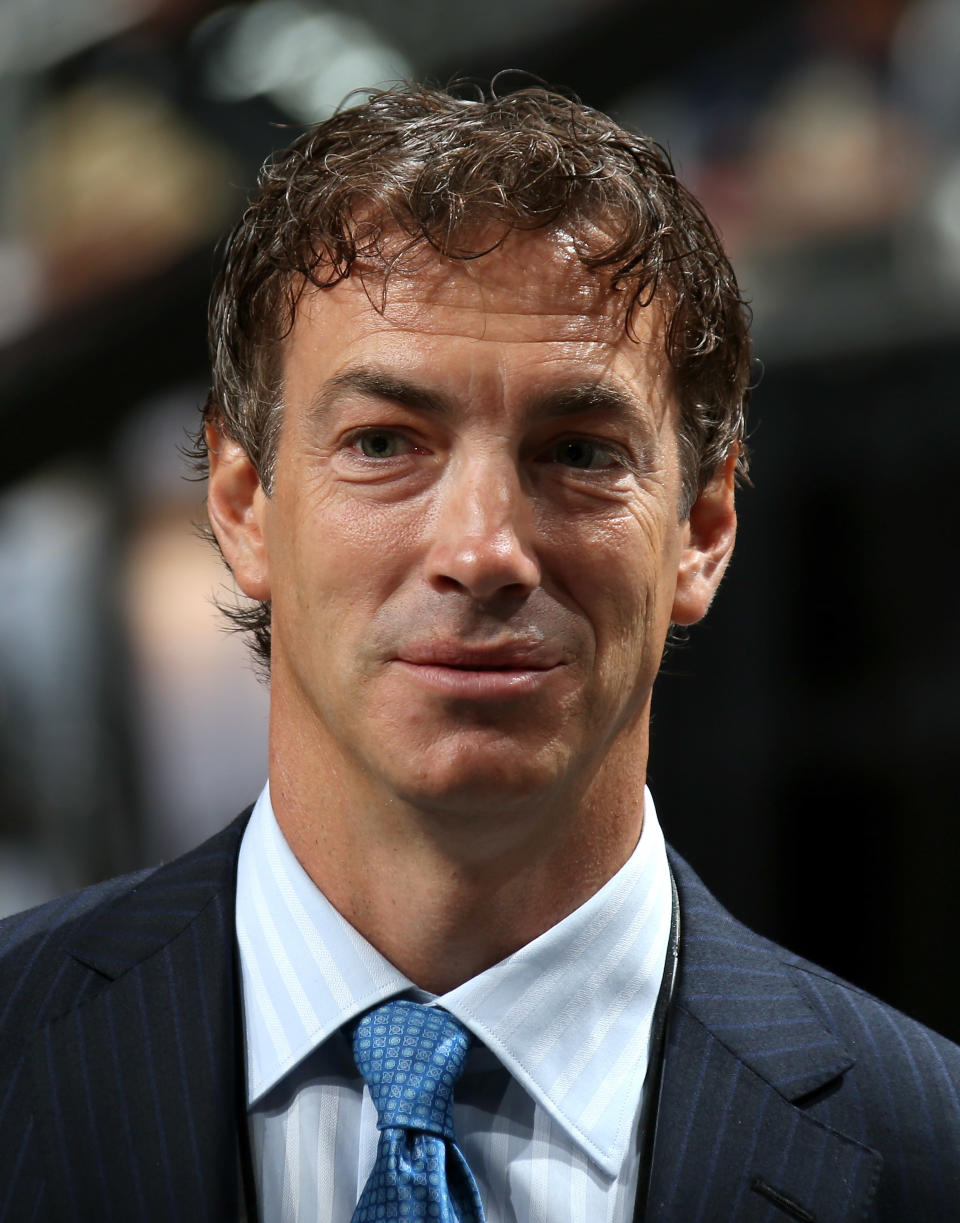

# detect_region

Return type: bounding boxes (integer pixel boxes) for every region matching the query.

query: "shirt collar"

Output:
[236,782,672,1177]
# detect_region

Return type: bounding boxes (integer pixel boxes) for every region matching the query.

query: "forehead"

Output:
[283,229,670,399]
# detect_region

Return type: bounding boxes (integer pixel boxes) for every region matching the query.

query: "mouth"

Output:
[392,641,565,698]
[399,640,563,667]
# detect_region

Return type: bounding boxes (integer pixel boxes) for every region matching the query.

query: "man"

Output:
[1,83,958,1222]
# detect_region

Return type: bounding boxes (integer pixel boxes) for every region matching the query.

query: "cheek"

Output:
[573,515,679,658]
[275,486,426,622]
[561,501,672,593]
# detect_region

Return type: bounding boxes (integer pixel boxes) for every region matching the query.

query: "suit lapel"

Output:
[28,815,250,1222]
[645,853,882,1222]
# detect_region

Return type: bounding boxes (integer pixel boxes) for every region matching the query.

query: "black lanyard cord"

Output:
[633,867,681,1222]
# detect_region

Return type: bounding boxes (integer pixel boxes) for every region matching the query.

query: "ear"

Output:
[671,450,738,626]
[205,419,271,601]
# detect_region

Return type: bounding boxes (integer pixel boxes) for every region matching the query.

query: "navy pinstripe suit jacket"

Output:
[2,809,959,1222]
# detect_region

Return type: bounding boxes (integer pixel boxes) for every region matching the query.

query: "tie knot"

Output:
[353,1001,471,1140]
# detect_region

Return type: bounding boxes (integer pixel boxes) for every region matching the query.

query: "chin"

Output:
[387,740,570,817]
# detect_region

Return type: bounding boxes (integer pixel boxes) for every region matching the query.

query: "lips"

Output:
[391,640,566,699]
[396,640,565,670]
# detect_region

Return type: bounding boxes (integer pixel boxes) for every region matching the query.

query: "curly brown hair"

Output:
[200,81,752,666]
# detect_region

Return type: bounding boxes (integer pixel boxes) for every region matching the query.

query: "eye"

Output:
[351,430,412,458]
[547,438,619,470]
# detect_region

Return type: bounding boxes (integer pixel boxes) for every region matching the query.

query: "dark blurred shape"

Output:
[9,77,236,313]
[654,334,959,1042]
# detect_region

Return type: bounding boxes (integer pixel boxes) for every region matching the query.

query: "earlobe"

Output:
[671,450,738,626]
[205,420,271,601]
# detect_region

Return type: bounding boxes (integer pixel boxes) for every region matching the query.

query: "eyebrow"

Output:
[312,366,646,425]
[311,369,454,419]
[532,382,640,420]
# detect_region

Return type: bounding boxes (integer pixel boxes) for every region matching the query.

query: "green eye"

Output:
[358,431,402,458]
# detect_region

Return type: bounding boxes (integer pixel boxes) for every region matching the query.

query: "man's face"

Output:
[216,231,731,817]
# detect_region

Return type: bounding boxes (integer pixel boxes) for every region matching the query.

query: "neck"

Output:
[268,723,649,995]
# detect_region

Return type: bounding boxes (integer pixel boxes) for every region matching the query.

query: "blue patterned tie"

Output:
[351,1000,486,1222]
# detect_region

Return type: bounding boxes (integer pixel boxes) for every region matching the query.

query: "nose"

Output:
[425,455,541,601]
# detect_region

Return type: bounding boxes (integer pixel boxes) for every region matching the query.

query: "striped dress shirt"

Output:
[235,784,672,1222]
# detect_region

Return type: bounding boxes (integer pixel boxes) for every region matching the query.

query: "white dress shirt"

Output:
[235,784,672,1222]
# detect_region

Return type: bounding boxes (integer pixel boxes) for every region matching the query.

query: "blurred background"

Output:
[1,0,958,1040]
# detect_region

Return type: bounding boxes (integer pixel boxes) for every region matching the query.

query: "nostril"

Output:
[426,536,540,602]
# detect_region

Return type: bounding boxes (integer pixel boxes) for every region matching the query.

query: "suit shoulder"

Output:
[0,866,156,961]
[785,952,960,1086]
[670,846,960,1061]
[787,956,960,1214]
[0,810,250,1039]
[0,866,158,1036]
[668,848,960,1214]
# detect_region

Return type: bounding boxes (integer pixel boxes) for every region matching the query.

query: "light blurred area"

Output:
[0,0,958,1038]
